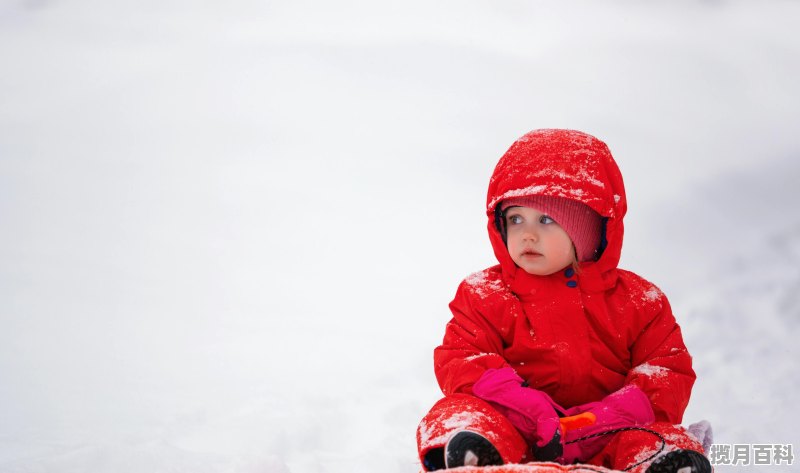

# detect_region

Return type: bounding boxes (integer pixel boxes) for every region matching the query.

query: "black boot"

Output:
[445,431,504,468]
[646,449,712,473]
[422,447,446,471]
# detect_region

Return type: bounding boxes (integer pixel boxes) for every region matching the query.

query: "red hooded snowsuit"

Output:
[417,130,704,472]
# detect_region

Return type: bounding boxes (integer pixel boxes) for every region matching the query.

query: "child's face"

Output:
[504,206,576,276]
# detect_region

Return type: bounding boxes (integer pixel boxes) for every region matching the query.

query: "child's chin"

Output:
[520,265,549,276]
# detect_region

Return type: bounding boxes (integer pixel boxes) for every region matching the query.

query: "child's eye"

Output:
[508,215,523,225]
[540,215,555,224]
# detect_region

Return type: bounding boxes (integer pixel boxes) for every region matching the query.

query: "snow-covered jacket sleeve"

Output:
[623,287,696,424]
[433,279,510,396]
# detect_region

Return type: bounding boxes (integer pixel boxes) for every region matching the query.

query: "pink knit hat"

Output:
[502,195,604,262]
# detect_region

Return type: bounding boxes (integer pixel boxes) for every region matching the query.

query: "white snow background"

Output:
[1,1,799,472]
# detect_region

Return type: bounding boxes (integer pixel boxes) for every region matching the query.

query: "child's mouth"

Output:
[521,250,542,257]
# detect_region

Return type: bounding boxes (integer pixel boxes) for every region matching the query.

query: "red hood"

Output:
[486,129,627,291]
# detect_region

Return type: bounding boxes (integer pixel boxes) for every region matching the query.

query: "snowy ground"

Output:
[1,1,799,472]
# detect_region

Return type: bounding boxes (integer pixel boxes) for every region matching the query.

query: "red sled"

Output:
[428,463,621,473]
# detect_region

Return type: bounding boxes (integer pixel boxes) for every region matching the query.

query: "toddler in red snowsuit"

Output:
[416,130,712,473]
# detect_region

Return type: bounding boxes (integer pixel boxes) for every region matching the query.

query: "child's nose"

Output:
[522,227,539,241]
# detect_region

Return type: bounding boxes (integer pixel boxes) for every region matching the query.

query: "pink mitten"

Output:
[559,385,655,464]
[472,367,563,460]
